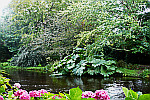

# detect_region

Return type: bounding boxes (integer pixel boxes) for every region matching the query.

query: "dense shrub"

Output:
[0,0,150,67]
[76,0,150,64]
[52,0,150,76]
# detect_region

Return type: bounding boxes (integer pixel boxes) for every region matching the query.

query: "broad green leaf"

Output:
[122,87,129,97]
[8,90,13,98]
[129,89,138,100]
[0,86,5,94]
[116,69,123,73]
[125,97,135,100]
[106,60,116,65]
[108,66,116,70]
[138,94,150,100]
[69,87,82,100]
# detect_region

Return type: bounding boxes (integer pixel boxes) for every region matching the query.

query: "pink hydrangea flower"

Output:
[19,92,30,100]
[38,89,48,95]
[94,90,110,100]
[82,91,94,98]
[14,83,21,88]
[14,89,28,97]
[29,90,41,97]
[0,95,4,100]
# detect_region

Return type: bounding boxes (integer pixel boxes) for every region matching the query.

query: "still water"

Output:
[3,69,150,100]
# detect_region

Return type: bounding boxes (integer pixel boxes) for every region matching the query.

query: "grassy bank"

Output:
[0,62,52,73]
[119,68,150,78]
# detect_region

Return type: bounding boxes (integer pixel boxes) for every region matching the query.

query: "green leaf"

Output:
[69,87,82,100]
[67,59,75,64]
[106,60,116,65]
[108,66,116,70]
[0,86,5,94]
[122,87,129,97]
[125,97,135,100]
[8,90,13,98]
[72,66,85,76]
[67,63,75,69]
[64,93,71,99]
[116,69,123,73]
[138,94,150,100]
[59,92,65,98]
[129,89,138,100]
[71,54,79,60]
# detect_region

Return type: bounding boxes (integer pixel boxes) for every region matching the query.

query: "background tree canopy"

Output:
[0,0,150,69]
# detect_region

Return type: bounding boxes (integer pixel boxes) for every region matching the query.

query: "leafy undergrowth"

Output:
[52,48,123,77]
[52,48,150,78]
[122,87,150,100]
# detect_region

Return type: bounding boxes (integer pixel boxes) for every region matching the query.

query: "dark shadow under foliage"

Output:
[0,43,12,62]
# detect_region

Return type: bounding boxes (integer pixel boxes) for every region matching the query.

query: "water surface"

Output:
[3,69,150,100]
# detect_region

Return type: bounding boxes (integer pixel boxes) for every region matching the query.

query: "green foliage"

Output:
[0,62,49,73]
[8,0,101,67]
[0,75,11,95]
[1,0,150,67]
[11,45,47,67]
[138,94,150,100]
[0,9,20,55]
[65,87,82,100]
[122,87,150,100]
[119,68,150,78]
[76,0,150,62]
[116,60,141,70]
[139,69,150,78]
[53,48,121,77]
[65,87,95,100]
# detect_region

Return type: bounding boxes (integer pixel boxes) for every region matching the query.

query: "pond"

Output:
[3,69,150,100]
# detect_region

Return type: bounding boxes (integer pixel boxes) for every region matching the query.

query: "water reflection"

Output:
[3,69,150,100]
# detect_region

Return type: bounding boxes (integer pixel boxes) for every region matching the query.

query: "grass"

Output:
[0,62,49,72]
[120,68,150,78]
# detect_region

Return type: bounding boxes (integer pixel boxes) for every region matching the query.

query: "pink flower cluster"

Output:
[14,89,28,97]
[14,89,48,100]
[29,90,41,97]
[38,89,48,95]
[14,89,30,100]
[2,83,111,100]
[0,95,4,100]
[82,90,110,100]
[19,93,30,100]
[29,89,47,97]
[52,95,63,99]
